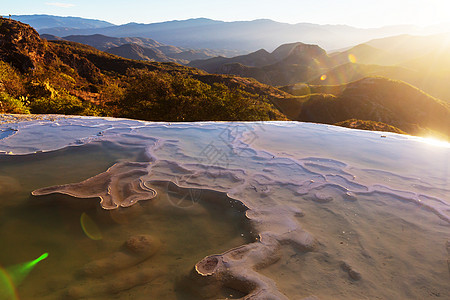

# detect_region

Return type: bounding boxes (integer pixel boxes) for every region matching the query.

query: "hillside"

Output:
[307,63,418,86]
[189,42,331,86]
[44,34,164,51]
[365,33,450,63]
[266,34,450,102]
[400,47,450,102]
[0,17,286,121]
[334,119,406,134]
[105,43,178,63]
[329,44,395,66]
[275,77,450,139]
[189,49,276,72]
[35,22,450,102]
[190,37,450,92]
[329,34,450,65]
[1,18,449,140]
[324,34,450,101]
[305,62,450,102]
[41,33,226,63]
[34,17,436,52]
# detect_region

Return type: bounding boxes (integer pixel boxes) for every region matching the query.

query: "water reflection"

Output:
[0,144,250,299]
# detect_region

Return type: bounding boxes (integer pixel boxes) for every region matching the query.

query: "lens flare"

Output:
[0,267,18,300]
[0,253,49,299]
[80,212,103,240]
[7,253,50,286]
[34,253,49,263]
[348,54,357,63]
[320,74,327,80]
[292,83,311,96]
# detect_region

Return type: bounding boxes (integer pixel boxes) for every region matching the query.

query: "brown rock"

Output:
[340,261,362,281]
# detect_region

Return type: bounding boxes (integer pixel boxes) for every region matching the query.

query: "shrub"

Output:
[0,92,30,114]
[26,80,58,99]
[0,62,25,97]
[99,81,124,104]
[30,93,101,116]
[117,69,277,121]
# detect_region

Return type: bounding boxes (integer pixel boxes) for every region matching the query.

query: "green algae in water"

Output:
[0,144,250,299]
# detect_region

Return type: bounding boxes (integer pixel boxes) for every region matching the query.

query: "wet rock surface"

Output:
[81,235,161,277]
[66,234,162,299]
[340,261,362,281]
[32,162,157,209]
[1,118,449,299]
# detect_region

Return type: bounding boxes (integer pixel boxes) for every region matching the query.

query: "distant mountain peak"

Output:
[10,14,114,30]
[271,42,307,60]
[271,42,327,63]
[253,49,271,54]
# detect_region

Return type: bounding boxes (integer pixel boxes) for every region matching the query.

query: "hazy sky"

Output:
[3,0,450,28]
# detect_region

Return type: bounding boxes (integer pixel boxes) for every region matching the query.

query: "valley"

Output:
[1,15,449,141]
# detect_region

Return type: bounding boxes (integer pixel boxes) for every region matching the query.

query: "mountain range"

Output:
[1,17,449,140]
[273,77,450,139]
[189,33,450,102]
[10,15,449,52]
[43,29,449,102]
[10,14,113,29]
[0,17,287,121]
[189,42,331,86]
[40,34,221,64]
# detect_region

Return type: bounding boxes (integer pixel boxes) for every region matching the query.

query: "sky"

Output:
[2,0,450,28]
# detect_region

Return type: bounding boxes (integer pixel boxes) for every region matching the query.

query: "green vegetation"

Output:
[1,18,449,140]
[0,61,25,97]
[30,93,102,116]
[118,69,276,121]
[0,92,30,114]
[277,77,450,139]
[334,119,406,134]
[0,17,285,121]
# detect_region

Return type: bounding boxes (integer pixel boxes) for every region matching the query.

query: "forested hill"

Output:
[0,17,286,121]
[1,18,449,140]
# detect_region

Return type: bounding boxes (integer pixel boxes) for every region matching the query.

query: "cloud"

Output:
[45,2,75,8]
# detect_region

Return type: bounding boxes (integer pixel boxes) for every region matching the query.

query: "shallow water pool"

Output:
[0,117,449,300]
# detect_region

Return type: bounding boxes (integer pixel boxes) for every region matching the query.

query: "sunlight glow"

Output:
[421,136,450,148]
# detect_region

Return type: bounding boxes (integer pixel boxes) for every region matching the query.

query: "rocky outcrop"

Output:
[0,17,55,72]
[0,18,103,84]
[67,234,163,299]
[32,162,157,210]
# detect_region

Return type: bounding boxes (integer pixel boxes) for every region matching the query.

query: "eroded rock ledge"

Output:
[32,162,157,209]
[32,160,317,299]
